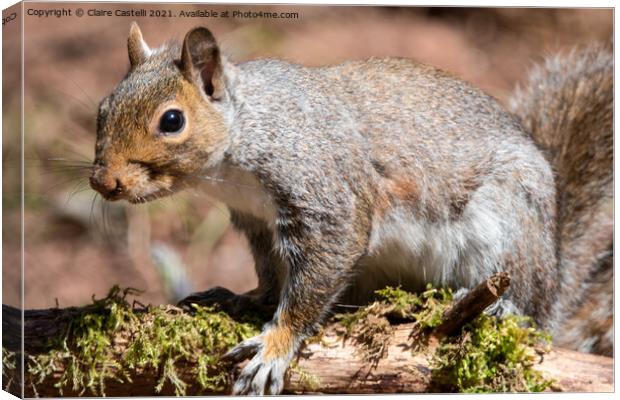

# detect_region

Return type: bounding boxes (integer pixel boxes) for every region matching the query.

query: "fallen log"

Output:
[2,274,613,396]
[287,322,613,394]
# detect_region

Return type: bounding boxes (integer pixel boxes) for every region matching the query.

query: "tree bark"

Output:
[2,274,613,396]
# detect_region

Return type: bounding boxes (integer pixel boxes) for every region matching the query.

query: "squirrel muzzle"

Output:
[90,165,126,201]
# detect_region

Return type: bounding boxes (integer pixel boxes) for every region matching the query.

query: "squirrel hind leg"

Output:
[484,297,522,319]
[553,255,613,357]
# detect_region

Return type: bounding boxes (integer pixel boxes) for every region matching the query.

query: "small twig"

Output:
[433,272,511,338]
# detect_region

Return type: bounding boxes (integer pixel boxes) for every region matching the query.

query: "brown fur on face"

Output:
[91,25,228,203]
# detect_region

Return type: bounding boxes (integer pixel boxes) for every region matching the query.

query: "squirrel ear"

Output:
[181,27,224,100]
[127,22,150,67]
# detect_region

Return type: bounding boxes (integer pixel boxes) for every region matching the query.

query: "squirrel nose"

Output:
[90,170,125,200]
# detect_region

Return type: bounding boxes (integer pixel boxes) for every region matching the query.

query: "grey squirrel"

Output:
[89,23,613,394]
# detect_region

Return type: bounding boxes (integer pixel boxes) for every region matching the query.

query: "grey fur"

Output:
[509,44,613,355]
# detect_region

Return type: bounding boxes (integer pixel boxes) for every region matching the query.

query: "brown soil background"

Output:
[2,4,613,309]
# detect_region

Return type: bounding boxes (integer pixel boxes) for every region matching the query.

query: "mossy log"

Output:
[2,274,613,396]
[287,323,613,393]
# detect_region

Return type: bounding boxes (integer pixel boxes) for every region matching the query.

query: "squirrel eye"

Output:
[159,109,185,134]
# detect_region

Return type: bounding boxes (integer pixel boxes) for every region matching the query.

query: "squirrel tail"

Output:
[508,44,613,356]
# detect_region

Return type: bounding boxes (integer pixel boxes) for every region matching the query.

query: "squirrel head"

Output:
[90,23,231,203]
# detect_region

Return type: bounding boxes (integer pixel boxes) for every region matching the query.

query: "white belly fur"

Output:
[347,196,510,304]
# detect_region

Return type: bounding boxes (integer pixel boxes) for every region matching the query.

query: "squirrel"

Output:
[89,23,613,394]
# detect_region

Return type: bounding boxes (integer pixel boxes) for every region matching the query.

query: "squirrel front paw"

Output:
[223,325,297,395]
[178,286,275,320]
[179,286,237,309]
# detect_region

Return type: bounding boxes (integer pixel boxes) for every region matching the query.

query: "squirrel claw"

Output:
[231,348,289,395]
[222,336,262,364]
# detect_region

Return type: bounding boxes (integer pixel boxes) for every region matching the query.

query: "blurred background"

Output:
[2,4,613,309]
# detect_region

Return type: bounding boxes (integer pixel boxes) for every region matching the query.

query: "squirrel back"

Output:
[509,44,613,355]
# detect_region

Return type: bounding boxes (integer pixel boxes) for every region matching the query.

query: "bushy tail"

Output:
[509,44,613,356]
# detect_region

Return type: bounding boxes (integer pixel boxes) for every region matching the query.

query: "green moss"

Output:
[289,361,321,392]
[2,348,16,373]
[25,286,260,396]
[376,284,452,328]
[334,285,452,366]
[2,348,17,391]
[333,285,551,393]
[338,285,452,330]
[431,314,552,393]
